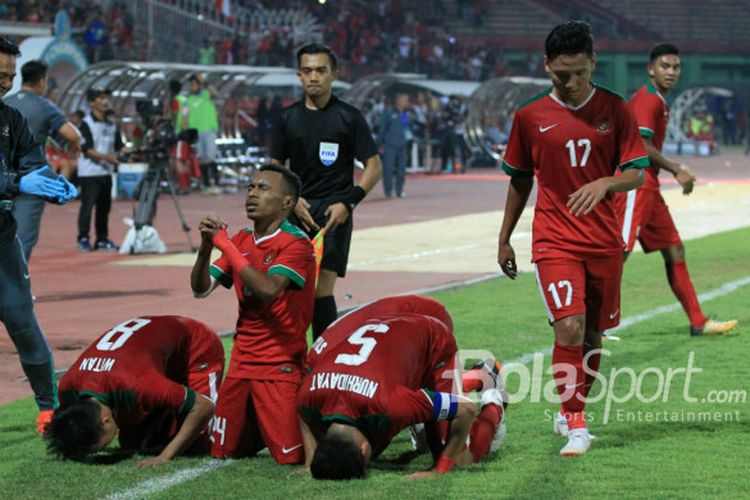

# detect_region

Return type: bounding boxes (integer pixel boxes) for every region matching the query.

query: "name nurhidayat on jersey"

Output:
[309,372,379,399]
[79,357,116,373]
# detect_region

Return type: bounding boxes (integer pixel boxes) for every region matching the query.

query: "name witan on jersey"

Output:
[79,356,116,372]
[308,371,379,399]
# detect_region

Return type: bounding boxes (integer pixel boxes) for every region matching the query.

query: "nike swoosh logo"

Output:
[539,124,558,133]
[564,382,583,390]
[281,444,302,454]
[24,273,30,279]
[609,310,619,319]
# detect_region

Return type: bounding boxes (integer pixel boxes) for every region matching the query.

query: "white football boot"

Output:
[559,428,594,457]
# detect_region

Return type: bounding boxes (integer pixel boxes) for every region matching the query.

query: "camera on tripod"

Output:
[119,98,198,253]
[118,99,198,163]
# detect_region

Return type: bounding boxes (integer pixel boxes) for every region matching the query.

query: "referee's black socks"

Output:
[312,296,338,341]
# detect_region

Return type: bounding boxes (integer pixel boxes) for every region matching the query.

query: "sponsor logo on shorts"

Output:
[281,444,302,454]
[609,309,620,320]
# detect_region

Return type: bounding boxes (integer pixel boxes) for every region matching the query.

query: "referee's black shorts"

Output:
[292,195,353,278]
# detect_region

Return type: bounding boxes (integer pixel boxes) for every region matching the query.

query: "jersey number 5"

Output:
[335,323,389,366]
[565,139,591,167]
[96,318,152,351]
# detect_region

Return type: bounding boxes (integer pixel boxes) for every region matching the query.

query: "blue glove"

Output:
[55,175,78,204]
[19,166,68,201]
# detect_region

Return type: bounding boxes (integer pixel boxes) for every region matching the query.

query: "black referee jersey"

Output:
[270,95,378,200]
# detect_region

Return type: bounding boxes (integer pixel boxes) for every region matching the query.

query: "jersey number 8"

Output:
[96,318,152,351]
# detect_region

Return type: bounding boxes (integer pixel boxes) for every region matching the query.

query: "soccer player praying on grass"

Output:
[45,316,224,466]
[496,21,647,456]
[297,294,508,479]
[191,164,317,465]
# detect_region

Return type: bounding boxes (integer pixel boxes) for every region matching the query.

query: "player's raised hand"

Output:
[294,197,319,232]
[675,164,696,195]
[498,241,518,279]
[324,202,349,232]
[567,178,609,217]
[198,215,227,242]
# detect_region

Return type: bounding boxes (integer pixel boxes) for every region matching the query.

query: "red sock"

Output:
[666,261,707,328]
[462,369,484,393]
[553,342,587,430]
[583,348,601,398]
[177,171,190,189]
[468,403,503,462]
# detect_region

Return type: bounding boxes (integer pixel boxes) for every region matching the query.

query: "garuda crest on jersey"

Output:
[595,119,612,135]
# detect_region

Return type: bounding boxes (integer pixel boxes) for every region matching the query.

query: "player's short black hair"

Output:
[649,43,679,62]
[545,21,594,61]
[21,60,48,85]
[169,79,182,95]
[296,43,338,71]
[311,433,366,480]
[258,164,301,202]
[0,36,21,57]
[45,399,104,461]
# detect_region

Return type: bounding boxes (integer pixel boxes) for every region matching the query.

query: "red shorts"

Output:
[535,253,623,332]
[211,375,303,464]
[187,327,225,449]
[617,189,682,253]
[170,140,193,161]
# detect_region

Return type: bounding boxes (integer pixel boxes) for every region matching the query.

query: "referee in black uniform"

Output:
[271,43,382,340]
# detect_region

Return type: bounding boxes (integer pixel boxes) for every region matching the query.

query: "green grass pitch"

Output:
[1,228,748,498]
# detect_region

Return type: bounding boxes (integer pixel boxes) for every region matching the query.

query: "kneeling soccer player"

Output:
[298,294,507,479]
[45,315,224,466]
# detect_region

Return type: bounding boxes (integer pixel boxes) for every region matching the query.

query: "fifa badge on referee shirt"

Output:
[319,142,339,166]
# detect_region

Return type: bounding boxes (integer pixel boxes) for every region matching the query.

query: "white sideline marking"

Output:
[104,459,234,500]
[505,275,750,365]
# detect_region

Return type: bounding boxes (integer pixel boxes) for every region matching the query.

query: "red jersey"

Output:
[630,82,669,191]
[502,85,649,261]
[299,311,458,457]
[210,220,315,379]
[328,294,453,335]
[59,316,216,429]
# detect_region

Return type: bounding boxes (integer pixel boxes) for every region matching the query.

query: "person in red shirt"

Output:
[191,164,316,464]
[298,295,507,480]
[497,21,648,456]
[615,43,737,337]
[46,315,224,466]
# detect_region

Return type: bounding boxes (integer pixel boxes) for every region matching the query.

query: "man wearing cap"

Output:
[77,88,123,251]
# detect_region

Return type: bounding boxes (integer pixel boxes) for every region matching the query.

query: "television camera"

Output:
[119,98,198,253]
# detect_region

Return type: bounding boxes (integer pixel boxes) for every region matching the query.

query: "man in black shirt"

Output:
[271,43,381,340]
[0,36,78,435]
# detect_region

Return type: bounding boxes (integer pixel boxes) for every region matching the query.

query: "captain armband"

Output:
[429,391,459,421]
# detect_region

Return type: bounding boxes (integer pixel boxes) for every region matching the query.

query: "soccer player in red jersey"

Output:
[616,43,737,337]
[297,295,507,480]
[46,315,224,465]
[497,21,648,456]
[191,164,316,464]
